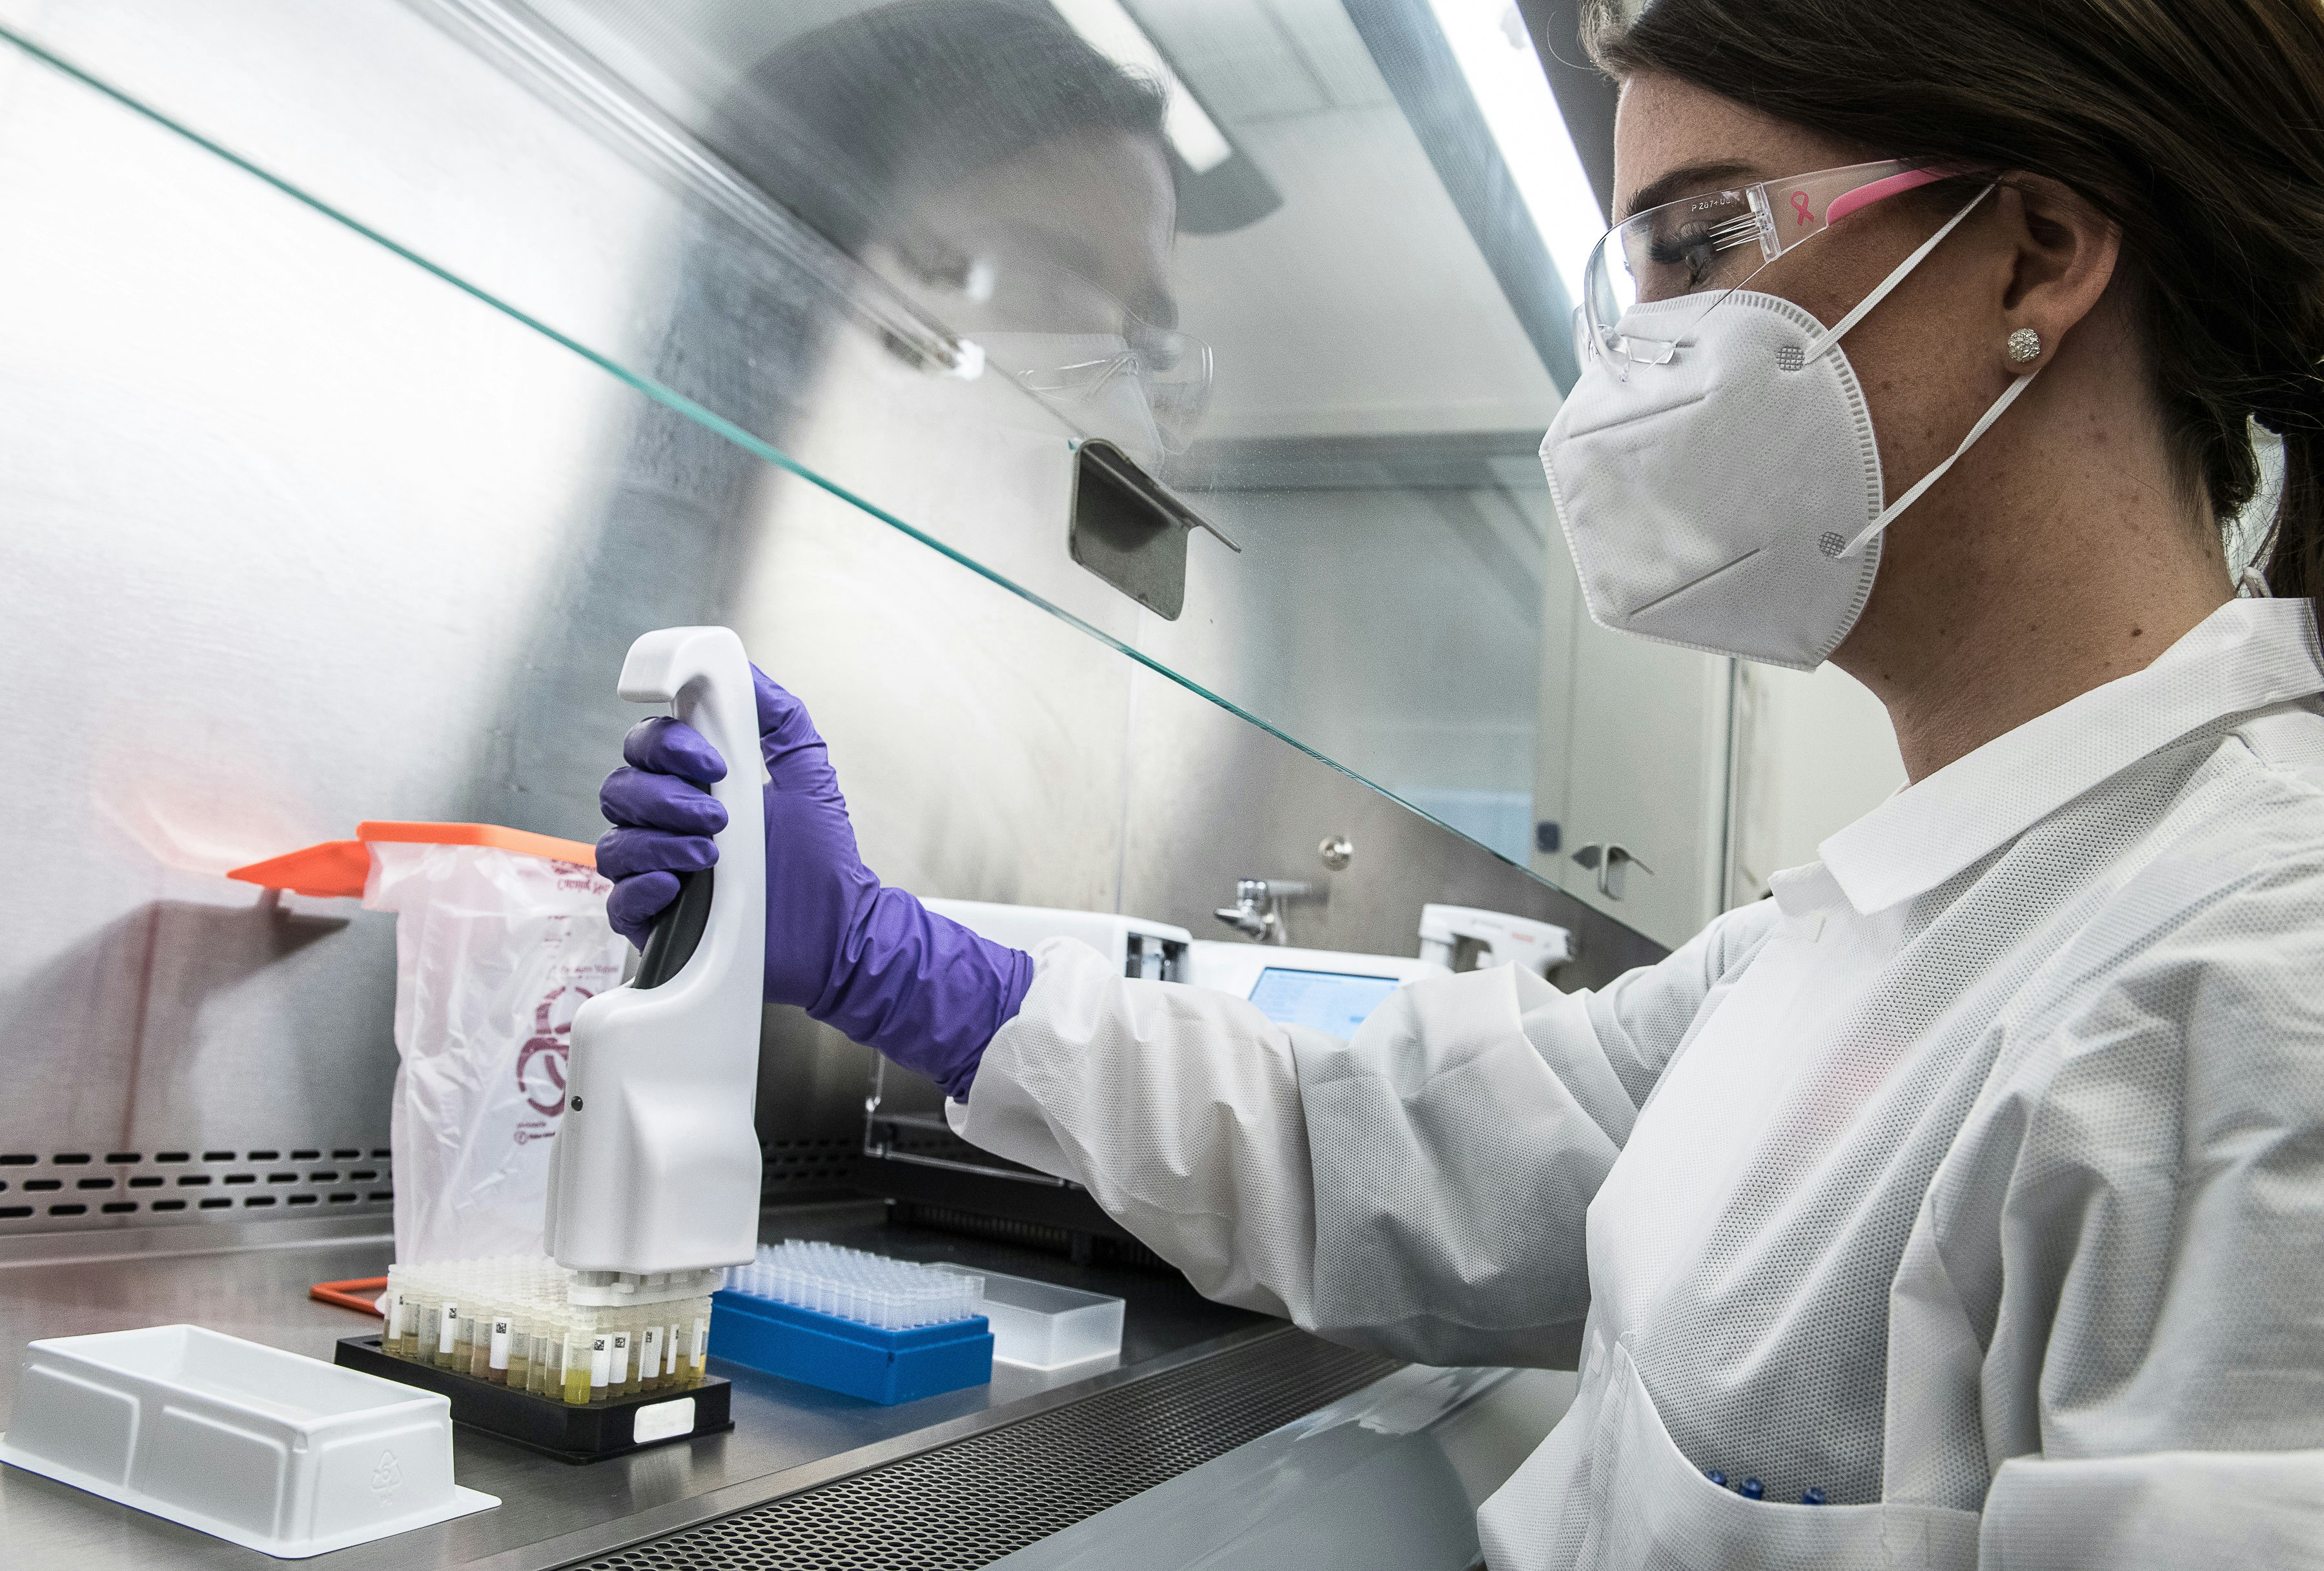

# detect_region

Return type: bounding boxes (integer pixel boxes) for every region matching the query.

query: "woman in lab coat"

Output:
[598,0,2324,1564]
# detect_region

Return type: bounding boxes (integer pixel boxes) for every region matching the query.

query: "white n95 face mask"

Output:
[1540,187,2036,671]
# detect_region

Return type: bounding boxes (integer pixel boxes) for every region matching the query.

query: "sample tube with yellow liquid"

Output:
[562,1314,593,1406]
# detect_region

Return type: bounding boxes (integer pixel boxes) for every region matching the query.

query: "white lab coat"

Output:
[950,596,2324,1569]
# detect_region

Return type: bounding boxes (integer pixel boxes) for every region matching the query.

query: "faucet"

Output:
[1213,878,1312,945]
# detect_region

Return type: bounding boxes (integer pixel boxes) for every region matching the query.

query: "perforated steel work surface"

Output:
[566,1330,1398,1570]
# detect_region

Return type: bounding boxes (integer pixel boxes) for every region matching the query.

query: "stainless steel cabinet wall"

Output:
[0,0,1678,1224]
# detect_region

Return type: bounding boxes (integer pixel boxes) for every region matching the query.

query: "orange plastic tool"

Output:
[310,1276,389,1317]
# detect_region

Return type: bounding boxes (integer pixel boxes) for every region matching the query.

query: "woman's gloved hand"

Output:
[596,667,1034,1100]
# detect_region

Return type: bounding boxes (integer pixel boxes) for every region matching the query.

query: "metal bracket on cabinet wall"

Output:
[1571,842,1653,901]
[1068,440,1239,622]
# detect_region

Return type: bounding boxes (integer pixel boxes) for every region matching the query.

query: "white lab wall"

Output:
[1532,525,1733,950]
[1145,480,1548,863]
[1725,662,1906,904]
[1531,528,1908,948]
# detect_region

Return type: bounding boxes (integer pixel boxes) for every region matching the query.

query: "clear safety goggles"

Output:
[1580,159,1955,367]
[892,236,1216,452]
[1011,325,1215,455]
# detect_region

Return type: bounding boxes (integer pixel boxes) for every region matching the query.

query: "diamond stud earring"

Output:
[2006,327,2043,365]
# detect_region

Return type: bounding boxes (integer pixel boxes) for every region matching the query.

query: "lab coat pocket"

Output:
[1575,1345,1979,1571]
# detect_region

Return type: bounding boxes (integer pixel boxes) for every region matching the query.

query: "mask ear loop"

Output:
[1800,184,1995,363]
[1789,181,2041,559]
[1837,367,2041,557]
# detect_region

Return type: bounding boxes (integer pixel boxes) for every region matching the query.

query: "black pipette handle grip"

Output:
[635,867,715,989]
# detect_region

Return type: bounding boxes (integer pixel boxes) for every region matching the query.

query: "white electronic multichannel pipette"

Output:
[543,627,767,1308]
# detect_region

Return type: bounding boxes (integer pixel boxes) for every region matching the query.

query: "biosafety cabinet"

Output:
[0,1,1895,1566]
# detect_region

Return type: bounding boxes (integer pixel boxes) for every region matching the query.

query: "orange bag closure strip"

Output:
[354,821,598,868]
[228,822,598,897]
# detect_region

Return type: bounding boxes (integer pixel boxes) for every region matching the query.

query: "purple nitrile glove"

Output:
[595,667,1034,1101]
[597,718,729,944]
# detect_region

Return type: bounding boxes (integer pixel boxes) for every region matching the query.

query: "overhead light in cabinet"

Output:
[1424,0,1603,303]
[1048,0,1235,173]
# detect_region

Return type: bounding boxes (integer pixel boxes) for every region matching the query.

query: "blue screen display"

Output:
[1246,968,1402,1039]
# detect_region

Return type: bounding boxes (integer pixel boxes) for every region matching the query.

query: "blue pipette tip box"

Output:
[707,1290,992,1405]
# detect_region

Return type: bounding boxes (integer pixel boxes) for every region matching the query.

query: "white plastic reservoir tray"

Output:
[0,1323,498,1557]
[937,1266,1124,1371]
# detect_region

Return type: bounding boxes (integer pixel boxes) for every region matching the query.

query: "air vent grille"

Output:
[760,1135,861,1199]
[1,1135,859,1233]
[0,1147,392,1233]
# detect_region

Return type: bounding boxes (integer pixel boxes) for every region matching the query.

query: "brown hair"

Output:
[1586,0,2324,628]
